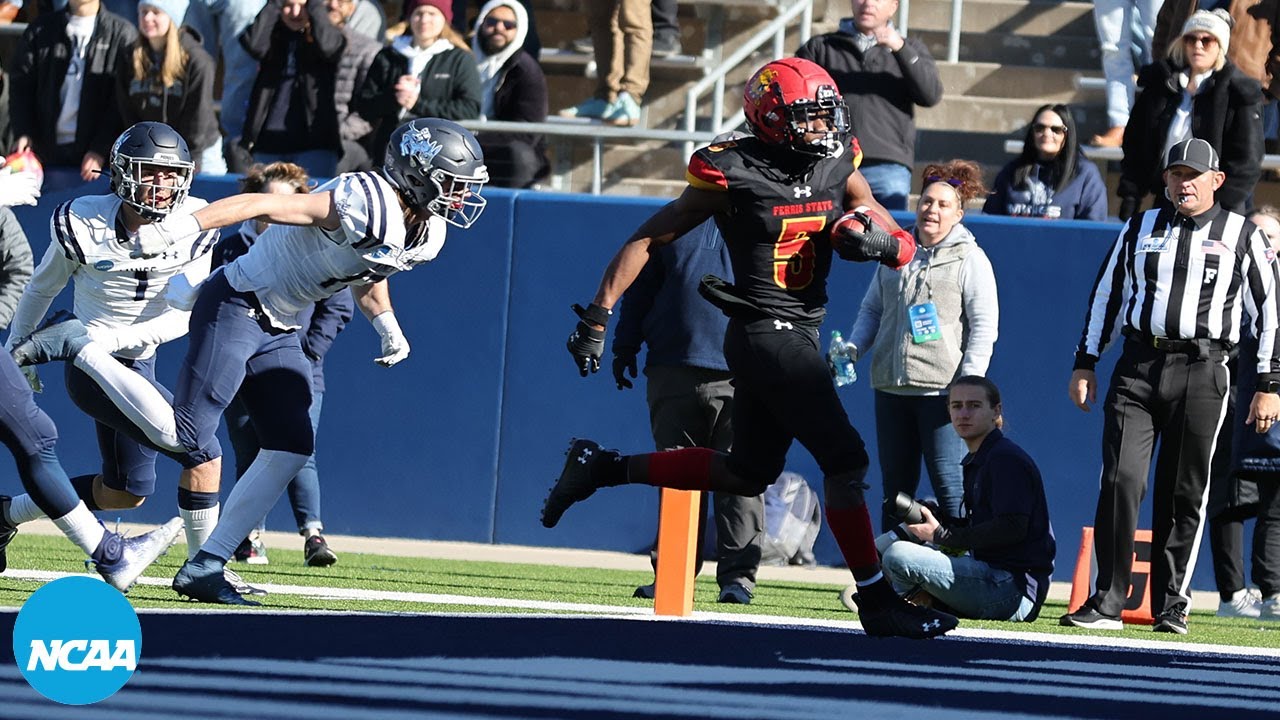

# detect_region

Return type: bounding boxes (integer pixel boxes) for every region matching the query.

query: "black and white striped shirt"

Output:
[1075,204,1280,379]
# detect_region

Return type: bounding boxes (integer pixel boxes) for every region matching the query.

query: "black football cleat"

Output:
[173,561,261,606]
[852,591,959,639]
[0,496,16,573]
[541,438,617,528]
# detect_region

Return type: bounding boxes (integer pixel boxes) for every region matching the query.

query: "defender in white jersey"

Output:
[3,122,227,566]
[12,118,490,604]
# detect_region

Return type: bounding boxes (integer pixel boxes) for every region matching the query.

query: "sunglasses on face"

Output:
[483,17,517,30]
[1032,123,1067,136]
[924,175,963,188]
[1183,34,1217,47]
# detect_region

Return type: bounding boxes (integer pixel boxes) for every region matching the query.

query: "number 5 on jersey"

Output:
[773,216,825,290]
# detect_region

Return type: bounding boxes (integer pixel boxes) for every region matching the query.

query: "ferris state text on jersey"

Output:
[684,135,863,326]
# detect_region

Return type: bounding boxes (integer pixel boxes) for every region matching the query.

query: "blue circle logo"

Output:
[94,260,114,271]
[12,576,142,705]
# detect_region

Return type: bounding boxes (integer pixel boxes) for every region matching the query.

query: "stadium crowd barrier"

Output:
[8,170,1226,589]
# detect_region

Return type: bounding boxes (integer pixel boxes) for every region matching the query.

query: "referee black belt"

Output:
[1121,327,1232,354]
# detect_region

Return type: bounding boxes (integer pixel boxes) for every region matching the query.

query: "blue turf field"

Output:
[2,611,1278,718]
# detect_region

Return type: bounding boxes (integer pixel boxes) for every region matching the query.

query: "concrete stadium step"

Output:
[915,29,1099,69]
[937,62,1102,102]
[906,0,1096,37]
[918,95,1107,134]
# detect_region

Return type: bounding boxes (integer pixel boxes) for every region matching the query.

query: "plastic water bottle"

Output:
[829,331,857,387]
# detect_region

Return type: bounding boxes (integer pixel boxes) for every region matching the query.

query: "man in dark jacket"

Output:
[326,0,379,173]
[471,0,547,188]
[238,0,346,177]
[796,0,942,209]
[8,0,136,181]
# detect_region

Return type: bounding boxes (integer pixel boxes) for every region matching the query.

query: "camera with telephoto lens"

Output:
[892,492,927,524]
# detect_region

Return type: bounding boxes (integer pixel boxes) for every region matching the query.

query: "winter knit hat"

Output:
[402,0,452,23]
[1181,8,1233,57]
[139,0,189,23]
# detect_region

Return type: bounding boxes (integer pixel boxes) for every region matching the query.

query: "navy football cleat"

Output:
[92,517,184,592]
[11,310,90,366]
[173,561,262,606]
[0,496,16,573]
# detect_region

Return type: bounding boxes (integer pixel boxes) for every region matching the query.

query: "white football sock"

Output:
[73,344,183,452]
[51,503,105,556]
[202,450,309,560]
[180,505,219,561]
[6,494,45,525]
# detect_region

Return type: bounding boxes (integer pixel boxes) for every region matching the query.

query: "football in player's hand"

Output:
[831,206,888,260]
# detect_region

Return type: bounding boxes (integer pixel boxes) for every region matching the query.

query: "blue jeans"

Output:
[251,150,338,180]
[226,389,325,534]
[857,161,911,210]
[1092,0,1160,128]
[874,391,966,530]
[185,0,268,140]
[882,541,1036,621]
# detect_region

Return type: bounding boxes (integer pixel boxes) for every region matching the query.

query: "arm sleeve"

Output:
[301,287,354,360]
[0,210,32,330]
[958,246,999,376]
[1075,161,1110,221]
[1217,79,1265,212]
[8,25,37,142]
[1074,223,1132,369]
[933,514,1030,551]
[353,50,401,120]
[847,270,884,359]
[1242,226,1280,378]
[8,242,76,346]
[240,0,283,60]
[982,164,1013,216]
[894,38,943,107]
[306,0,347,60]
[612,252,663,358]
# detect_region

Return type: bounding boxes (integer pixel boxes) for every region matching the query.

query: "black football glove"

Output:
[567,303,610,377]
[834,213,914,268]
[612,353,638,390]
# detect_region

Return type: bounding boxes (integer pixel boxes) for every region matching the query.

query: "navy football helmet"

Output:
[109,122,194,220]
[383,118,489,228]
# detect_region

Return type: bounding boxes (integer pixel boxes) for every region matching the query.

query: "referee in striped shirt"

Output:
[1063,138,1280,634]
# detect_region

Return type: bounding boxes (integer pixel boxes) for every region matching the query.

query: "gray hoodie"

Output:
[848,222,998,393]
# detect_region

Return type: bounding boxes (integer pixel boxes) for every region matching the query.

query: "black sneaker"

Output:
[1060,603,1123,630]
[718,583,753,604]
[0,496,16,573]
[304,535,338,567]
[852,591,958,639]
[541,438,618,528]
[1153,608,1189,634]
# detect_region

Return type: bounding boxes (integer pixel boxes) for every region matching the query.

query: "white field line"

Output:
[4,568,1279,659]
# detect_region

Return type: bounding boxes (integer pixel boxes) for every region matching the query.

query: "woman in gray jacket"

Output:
[845,159,999,530]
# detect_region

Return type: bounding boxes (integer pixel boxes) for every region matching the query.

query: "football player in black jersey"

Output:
[545,57,958,639]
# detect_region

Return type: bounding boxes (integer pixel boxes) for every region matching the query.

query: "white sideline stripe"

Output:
[4,569,1279,659]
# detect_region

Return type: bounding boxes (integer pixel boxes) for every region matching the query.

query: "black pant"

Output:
[1091,338,1232,617]
[1210,481,1280,598]
[644,365,762,590]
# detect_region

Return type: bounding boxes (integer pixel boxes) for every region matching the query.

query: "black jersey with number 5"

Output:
[687,135,859,325]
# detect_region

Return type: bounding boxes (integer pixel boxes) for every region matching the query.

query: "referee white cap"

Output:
[1165,138,1220,173]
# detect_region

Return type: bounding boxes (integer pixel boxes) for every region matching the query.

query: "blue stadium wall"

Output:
[7,172,1224,589]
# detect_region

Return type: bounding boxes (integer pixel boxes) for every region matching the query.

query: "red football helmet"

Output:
[742,57,850,158]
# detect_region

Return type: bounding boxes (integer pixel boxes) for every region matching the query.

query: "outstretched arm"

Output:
[135,192,340,258]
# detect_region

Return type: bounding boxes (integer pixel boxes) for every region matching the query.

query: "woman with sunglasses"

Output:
[843,160,999,530]
[1115,8,1263,222]
[984,104,1107,221]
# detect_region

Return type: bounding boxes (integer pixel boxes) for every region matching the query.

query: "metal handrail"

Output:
[682,0,814,159]
[1002,139,1280,169]
[457,119,721,195]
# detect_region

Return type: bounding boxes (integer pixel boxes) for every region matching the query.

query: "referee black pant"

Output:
[1091,338,1232,619]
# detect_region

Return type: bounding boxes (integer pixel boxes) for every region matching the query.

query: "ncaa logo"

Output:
[12,576,142,705]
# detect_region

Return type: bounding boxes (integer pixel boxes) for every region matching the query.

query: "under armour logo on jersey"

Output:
[793,186,813,199]
[773,319,793,331]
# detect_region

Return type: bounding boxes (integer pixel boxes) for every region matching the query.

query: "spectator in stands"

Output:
[570,0,680,58]
[327,0,380,173]
[878,376,1056,622]
[220,162,350,569]
[356,0,480,161]
[1212,205,1280,622]
[841,160,998,530]
[1116,9,1264,221]
[451,0,540,57]
[0,204,33,333]
[238,0,346,178]
[796,0,943,210]
[472,0,548,188]
[183,0,266,167]
[557,0,651,127]
[612,216,763,605]
[1090,0,1161,147]
[983,104,1108,221]
[345,0,384,40]
[118,0,225,175]
[9,0,137,181]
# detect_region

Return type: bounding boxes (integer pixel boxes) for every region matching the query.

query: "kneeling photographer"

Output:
[877,376,1056,621]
